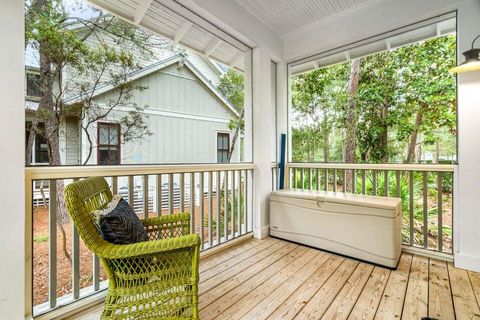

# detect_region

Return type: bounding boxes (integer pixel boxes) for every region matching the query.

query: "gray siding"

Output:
[65,118,80,165]
[82,63,239,165]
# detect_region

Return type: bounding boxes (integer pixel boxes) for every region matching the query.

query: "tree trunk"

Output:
[227,108,244,163]
[380,102,389,163]
[26,116,40,165]
[407,111,423,163]
[32,0,71,262]
[344,59,361,191]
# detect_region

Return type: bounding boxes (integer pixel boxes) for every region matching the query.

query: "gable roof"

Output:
[65,54,240,118]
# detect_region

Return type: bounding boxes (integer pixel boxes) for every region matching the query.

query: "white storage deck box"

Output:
[270,189,402,268]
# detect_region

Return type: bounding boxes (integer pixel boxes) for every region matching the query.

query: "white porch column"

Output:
[455,0,480,272]
[252,47,275,239]
[0,0,26,318]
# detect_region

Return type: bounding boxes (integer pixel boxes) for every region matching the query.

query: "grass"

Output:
[34,235,49,243]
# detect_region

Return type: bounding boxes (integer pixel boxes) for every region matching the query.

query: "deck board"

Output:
[321,263,374,320]
[294,259,359,319]
[347,266,390,320]
[200,244,307,319]
[374,253,412,320]
[448,262,480,319]
[239,251,332,320]
[428,259,455,320]
[66,237,480,320]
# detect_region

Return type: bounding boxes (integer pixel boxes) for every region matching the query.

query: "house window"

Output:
[97,123,120,165]
[217,132,230,163]
[26,72,41,98]
[35,134,49,164]
[26,122,49,164]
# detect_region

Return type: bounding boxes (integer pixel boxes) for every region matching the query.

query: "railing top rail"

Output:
[25,163,255,180]
[286,162,456,172]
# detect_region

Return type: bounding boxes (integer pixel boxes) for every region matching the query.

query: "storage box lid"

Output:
[271,189,401,210]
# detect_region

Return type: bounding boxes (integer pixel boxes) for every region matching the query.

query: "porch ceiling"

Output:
[88,0,248,69]
[234,0,372,37]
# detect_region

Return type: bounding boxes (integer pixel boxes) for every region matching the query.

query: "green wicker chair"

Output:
[64,177,200,320]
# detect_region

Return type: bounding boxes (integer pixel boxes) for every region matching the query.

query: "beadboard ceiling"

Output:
[234,0,372,36]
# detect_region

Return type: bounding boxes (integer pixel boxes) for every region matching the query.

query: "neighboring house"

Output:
[25,48,241,167]
[79,54,241,165]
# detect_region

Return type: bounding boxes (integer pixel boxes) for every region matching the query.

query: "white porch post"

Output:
[0,0,26,318]
[455,0,480,272]
[252,47,275,239]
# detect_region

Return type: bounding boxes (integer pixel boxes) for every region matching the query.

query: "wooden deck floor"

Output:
[68,237,480,320]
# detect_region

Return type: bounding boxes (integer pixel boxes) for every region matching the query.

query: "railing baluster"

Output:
[112,176,118,194]
[93,177,101,291]
[324,169,328,191]
[180,173,185,212]
[199,172,204,249]
[156,174,162,216]
[231,171,235,239]
[290,168,293,189]
[372,170,377,196]
[128,176,134,206]
[237,171,241,236]
[168,173,174,214]
[216,171,221,243]
[48,179,57,309]
[72,178,80,300]
[208,171,213,246]
[362,170,366,195]
[72,224,80,300]
[271,167,275,191]
[423,172,428,248]
[224,171,228,240]
[409,171,414,246]
[316,168,320,190]
[143,175,149,218]
[351,169,356,194]
[301,168,305,189]
[437,172,443,252]
[245,169,249,233]
[294,168,298,189]
[384,170,389,197]
[343,170,347,193]
[190,172,195,235]
[309,168,313,190]
[333,169,337,192]
[396,171,401,198]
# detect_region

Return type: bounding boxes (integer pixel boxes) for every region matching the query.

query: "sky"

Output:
[26,0,103,67]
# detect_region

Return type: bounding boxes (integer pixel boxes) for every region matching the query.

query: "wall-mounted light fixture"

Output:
[450,34,480,73]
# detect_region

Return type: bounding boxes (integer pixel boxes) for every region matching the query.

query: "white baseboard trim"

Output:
[254,225,270,239]
[402,246,454,262]
[454,252,480,272]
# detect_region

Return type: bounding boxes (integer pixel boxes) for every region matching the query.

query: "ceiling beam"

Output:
[229,52,243,67]
[204,38,222,57]
[133,0,154,25]
[174,21,193,43]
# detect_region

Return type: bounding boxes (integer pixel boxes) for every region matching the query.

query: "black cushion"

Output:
[99,197,149,244]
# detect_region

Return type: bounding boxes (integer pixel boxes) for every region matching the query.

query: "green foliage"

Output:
[34,234,49,243]
[218,69,245,132]
[25,0,160,165]
[291,35,457,164]
[217,69,245,112]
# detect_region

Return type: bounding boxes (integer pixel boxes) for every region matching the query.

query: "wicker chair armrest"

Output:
[98,233,200,259]
[141,212,191,227]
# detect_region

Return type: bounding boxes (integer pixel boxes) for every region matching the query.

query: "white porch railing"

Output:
[278,163,455,257]
[25,163,254,317]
